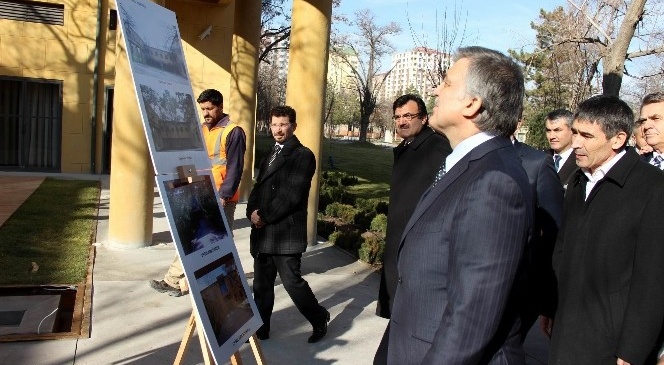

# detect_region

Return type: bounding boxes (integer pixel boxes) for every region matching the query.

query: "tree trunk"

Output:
[602,0,646,97]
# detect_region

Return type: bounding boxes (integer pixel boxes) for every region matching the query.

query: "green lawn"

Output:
[0,178,100,285]
[255,134,394,200]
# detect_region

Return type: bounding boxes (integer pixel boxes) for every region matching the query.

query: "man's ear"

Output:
[461,96,482,118]
[610,131,628,150]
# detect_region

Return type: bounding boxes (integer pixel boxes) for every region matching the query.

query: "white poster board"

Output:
[116,0,263,361]
[116,0,210,174]
[157,174,262,358]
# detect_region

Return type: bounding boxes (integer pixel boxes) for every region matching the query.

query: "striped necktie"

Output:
[651,155,664,169]
[268,144,282,166]
[554,154,562,171]
[432,161,446,187]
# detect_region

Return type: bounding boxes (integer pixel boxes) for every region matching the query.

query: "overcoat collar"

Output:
[257,135,302,184]
[570,148,639,199]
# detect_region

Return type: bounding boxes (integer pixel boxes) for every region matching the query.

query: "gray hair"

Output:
[546,109,574,127]
[641,92,664,109]
[453,46,524,137]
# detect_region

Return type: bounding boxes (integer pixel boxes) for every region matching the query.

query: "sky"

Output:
[333,0,567,71]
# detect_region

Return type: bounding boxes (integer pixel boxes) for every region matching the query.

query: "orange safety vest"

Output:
[202,121,240,203]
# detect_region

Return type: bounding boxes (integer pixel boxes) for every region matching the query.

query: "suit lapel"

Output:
[398,137,510,249]
[256,136,300,185]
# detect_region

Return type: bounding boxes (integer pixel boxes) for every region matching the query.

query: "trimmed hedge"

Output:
[318,171,389,265]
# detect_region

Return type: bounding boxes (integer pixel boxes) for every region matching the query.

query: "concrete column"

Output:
[285,0,333,245]
[229,0,262,203]
[107,27,153,247]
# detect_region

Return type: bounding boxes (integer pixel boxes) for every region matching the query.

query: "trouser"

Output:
[252,253,326,333]
[163,201,237,290]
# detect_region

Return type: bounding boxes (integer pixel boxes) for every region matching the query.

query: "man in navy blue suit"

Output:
[385,46,534,365]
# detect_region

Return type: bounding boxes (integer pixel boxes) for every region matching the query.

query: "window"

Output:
[0,77,62,171]
[0,0,64,25]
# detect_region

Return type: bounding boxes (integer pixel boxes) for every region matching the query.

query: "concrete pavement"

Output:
[0,173,550,364]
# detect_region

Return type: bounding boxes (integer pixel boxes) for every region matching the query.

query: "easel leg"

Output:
[174,313,196,365]
[173,312,267,365]
[195,314,215,365]
[230,351,243,365]
[249,335,267,365]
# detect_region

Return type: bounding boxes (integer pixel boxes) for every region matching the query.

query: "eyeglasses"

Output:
[393,113,420,121]
[270,123,291,129]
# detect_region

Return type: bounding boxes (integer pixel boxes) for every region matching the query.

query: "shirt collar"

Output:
[582,149,626,183]
[557,147,573,160]
[446,132,497,172]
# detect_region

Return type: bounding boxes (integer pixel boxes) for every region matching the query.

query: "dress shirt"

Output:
[582,150,626,200]
[650,151,664,170]
[445,132,497,172]
[554,148,574,172]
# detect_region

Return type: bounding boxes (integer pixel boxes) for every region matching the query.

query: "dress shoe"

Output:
[308,309,330,343]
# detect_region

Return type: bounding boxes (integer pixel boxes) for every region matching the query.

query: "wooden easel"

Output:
[173,312,266,365]
[171,165,266,365]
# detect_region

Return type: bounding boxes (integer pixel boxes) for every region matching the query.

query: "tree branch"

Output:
[567,0,614,45]
[626,46,664,59]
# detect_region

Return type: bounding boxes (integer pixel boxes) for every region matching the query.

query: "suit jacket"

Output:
[388,136,534,365]
[514,141,563,320]
[246,135,315,257]
[377,127,451,319]
[550,149,664,365]
[555,150,577,188]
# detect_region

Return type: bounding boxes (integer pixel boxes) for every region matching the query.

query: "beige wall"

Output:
[0,0,234,174]
[0,0,104,173]
[169,0,234,103]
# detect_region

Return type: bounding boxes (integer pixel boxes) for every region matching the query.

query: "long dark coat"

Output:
[377,127,451,318]
[550,149,664,365]
[246,135,315,256]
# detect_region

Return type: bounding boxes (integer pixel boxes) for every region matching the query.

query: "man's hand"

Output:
[540,316,554,338]
[220,198,227,207]
[617,358,631,365]
[250,209,265,228]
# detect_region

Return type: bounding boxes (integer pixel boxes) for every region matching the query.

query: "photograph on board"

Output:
[161,175,228,256]
[195,253,256,347]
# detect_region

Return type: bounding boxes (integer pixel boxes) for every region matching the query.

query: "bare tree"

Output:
[406,2,468,86]
[333,9,401,142]
[532,0,664,97]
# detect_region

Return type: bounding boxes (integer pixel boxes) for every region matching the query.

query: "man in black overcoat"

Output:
[374,94,451,364]
[550,95,664,365]
[247,105,329,343]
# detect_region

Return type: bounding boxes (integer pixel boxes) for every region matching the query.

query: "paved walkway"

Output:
[0,172,550,364]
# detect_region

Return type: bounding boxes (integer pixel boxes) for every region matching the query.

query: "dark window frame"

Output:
[0,0,65,26]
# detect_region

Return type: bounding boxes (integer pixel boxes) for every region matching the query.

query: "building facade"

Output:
[377,46,449,103]
[0,0,236,174]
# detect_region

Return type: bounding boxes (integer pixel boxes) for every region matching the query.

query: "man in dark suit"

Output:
[512,138,563,341]
[640,92,664,170]
[549,95,664,365]
[247,105,329,343]
[545,109,577,187]
[374,94,451,364]
[385,46,534,365]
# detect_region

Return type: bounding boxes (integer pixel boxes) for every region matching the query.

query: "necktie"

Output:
[268,144,281,166]
[554,154,562,171]
[432,161,446,187]
[651,155,663,169]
